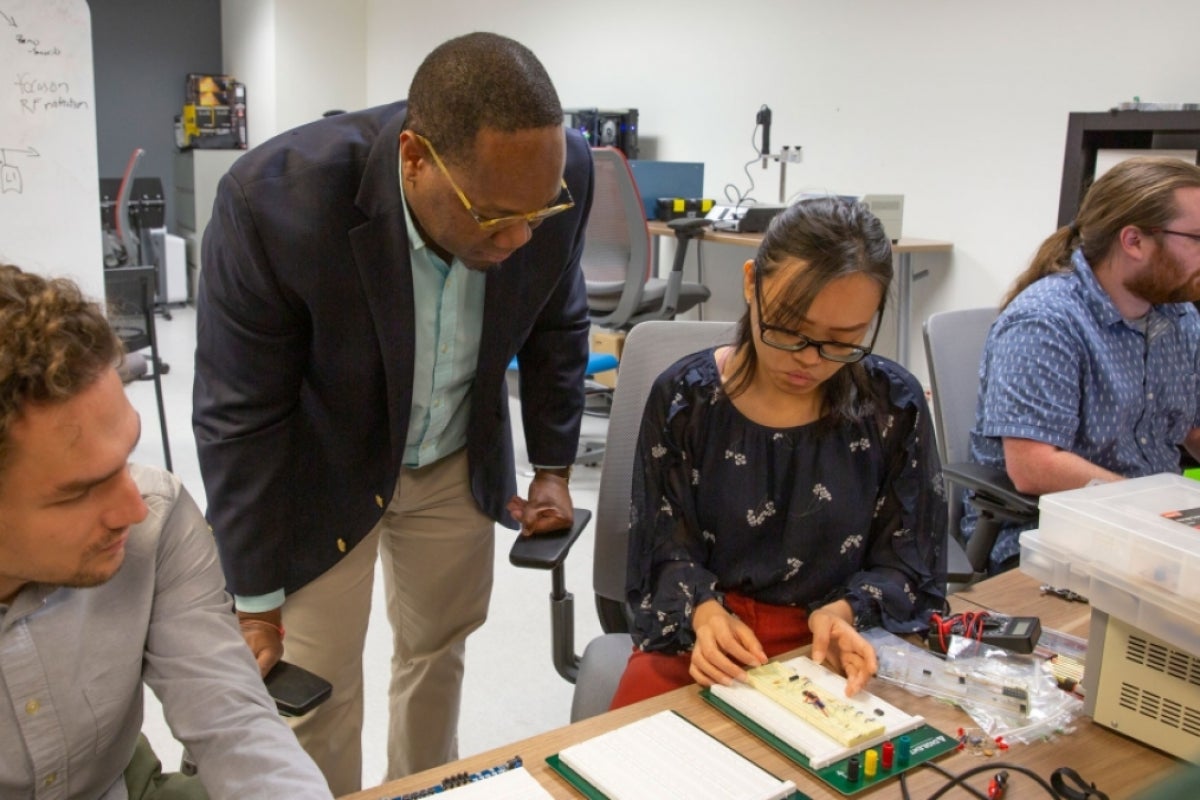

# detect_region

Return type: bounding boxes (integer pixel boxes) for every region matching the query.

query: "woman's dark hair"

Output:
[724,196,893,424]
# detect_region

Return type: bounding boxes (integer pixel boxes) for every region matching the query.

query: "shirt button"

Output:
[375,494,384,508]
[433,398,441,408]
[1147,392,1154,399]
[44,772,57,786]
[441,344,448,354]
[25,699,39,715]
[337,538,347,553]
[1140,437,1148,444]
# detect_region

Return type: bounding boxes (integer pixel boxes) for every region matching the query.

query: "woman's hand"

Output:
[689,599,768,687]
[808,600,877,696]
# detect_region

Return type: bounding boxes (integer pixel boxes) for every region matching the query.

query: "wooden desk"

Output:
[345,572,1176,800]
[647,220,952,369]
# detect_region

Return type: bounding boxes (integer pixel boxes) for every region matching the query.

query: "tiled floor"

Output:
[132,305,606,787]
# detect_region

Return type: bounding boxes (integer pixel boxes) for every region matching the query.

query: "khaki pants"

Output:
[280,449,494,795]
[124,735,208,800]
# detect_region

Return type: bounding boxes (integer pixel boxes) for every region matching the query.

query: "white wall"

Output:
[362,0,1200,380]
[223,0,367,148]
[222,0,276,148]
[275,0,367,132]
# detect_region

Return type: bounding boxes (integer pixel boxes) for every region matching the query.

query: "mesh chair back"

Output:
[591,320,737,617]
[583,147,650,284]
[923,307,998,467]
[923,306,1000,558]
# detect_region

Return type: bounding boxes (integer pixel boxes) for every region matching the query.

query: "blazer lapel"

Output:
[350,108,415,474]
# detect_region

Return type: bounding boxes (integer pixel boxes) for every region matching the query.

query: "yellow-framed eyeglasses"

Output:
[412,132,575,232]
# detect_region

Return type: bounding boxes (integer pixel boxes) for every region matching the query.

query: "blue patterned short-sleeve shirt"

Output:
[967,249,1200,568]
[626,350,948,655]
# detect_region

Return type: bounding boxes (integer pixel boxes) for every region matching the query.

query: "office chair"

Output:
[583,147,711,332]
[510,320,736,721]
[507,351,619,467]
[106,265,172,471]
[923,308,1037,582]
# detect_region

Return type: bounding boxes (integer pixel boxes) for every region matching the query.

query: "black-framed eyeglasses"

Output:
[412,132,575,232]
[1153,228,1200,244]
[753,268,880,363]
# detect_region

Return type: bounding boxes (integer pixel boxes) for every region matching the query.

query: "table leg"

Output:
[896,252,912,368]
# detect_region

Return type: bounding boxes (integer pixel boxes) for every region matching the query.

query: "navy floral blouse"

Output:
[626,349,948,654]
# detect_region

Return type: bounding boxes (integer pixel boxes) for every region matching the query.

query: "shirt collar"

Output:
[397,162,430,255]
[1072,248,1124,327]
[0,583,59,631]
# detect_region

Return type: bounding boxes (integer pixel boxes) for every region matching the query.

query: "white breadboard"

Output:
[558,710,796,800]
[711,656,925,770]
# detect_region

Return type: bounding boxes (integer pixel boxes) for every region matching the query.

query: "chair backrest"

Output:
[582,147,652,329]
[923,307,998,467]
[591,320,738,624]
[923,306,999,554]
[104,265,158,350]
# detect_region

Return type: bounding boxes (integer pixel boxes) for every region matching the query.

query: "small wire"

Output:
[722,116,766,209]
[922,760,990,800]
[923,761,1064,800]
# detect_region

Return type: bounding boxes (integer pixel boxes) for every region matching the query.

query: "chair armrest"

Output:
[666,217,712,237]
[943,462,1039,518]
[508,509,592,570]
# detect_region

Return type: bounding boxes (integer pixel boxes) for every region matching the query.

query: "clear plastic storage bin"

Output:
[1035,474,1200,600]
[1018,530,1092,599]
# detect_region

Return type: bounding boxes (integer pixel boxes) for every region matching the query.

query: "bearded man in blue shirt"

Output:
[969,156,1200,573]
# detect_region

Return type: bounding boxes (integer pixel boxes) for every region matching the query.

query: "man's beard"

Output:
[1126,246,1200,305]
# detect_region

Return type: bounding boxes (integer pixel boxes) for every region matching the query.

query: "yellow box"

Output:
[589,329,624,388]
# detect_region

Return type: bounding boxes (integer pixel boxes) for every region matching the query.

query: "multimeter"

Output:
[927,612,1042,655]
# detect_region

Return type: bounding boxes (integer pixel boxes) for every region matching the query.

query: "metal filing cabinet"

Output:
[174,149,243,300]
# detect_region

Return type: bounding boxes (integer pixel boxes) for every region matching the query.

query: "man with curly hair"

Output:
[0,264,332,799]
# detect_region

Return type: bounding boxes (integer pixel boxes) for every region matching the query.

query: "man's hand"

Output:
[236,608,284,677]
[506,469,574,536]
[808,601,877,696]
[689,599,768,687]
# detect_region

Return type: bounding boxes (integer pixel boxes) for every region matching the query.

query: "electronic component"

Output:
[988,770,1010,799]
[655,197,714,221]
[264,660,331,717]
[860,194,904,242]
[563,107,638,158]
[928,611,1042,655]
[875,636,1035,717]
[177,73,247,150]
[743,662,886,747]
[706,203,786,233]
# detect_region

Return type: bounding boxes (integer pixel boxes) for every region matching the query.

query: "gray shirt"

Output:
[0,464,333,799]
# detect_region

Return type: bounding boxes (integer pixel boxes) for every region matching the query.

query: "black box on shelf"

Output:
[564,107,638,159]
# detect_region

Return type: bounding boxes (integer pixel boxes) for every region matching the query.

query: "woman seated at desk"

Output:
[611,197,947,708]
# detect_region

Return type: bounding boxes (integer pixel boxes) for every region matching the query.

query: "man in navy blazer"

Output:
[193,33,592,794]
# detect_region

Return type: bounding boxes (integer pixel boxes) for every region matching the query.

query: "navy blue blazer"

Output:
[193,102,593,598]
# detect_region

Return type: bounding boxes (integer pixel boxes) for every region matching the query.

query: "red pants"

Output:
[609,592,811,709]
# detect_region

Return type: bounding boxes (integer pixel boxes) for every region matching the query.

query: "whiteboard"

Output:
[0,0,103,302]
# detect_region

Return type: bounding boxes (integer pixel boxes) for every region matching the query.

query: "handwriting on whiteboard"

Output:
[4,6,89,114]
[1,146,39,193]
